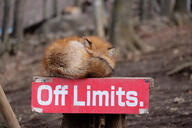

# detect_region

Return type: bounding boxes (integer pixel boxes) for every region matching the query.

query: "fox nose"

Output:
[107,68,114,76]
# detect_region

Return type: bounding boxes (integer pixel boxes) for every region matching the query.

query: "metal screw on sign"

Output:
[145,79,149,83]
[43,79,46,82]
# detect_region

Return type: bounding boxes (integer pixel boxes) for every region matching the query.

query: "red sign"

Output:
[32,77,151,114]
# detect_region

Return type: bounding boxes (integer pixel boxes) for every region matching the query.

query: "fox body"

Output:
[40,36,116,78]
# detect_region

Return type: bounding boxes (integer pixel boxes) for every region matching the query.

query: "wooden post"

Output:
[61,114,126,128]
[61,114,96,128]
[0,85,21,128]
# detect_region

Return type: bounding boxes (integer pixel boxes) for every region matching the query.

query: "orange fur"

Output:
[40,36,116,78]
[64,6,81,15]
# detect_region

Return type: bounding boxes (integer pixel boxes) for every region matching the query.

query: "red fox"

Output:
[40,36,116,78]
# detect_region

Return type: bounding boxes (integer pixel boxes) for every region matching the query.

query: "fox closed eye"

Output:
[84,39,92,49]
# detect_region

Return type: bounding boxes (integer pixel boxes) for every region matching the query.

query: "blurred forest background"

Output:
[0,0,192,128]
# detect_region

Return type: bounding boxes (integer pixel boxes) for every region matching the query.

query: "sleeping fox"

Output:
[40,36,116,78]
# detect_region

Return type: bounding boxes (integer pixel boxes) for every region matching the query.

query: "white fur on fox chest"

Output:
[63,40,88,75]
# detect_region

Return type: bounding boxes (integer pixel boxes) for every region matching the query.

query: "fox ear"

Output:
[84,39,92,49]
[108,48,116,57]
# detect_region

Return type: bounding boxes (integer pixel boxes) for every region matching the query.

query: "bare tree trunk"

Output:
[2,0,11,42]
[13,0,24,43]
[175,0,188,13]
[94,0,106,39]
[160,0,165,14]
[42,0,50,37]
[74,0,81,7]
[110,0,152,58]
[186,0,191,11]
[109,0,118,45]
[52,0,60,17]
[160,0,175,16]
[172,0,191,26]
[151,0,161,14]
[139,0,149,21]
[0,0,11,55]
[43,0,49,20]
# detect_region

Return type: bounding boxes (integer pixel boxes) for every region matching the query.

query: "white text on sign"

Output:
[37,85,141,107]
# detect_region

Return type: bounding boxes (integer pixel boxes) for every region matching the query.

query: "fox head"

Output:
[83,36,116,72]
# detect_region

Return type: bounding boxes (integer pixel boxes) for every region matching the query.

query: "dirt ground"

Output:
[0,24,192,128]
